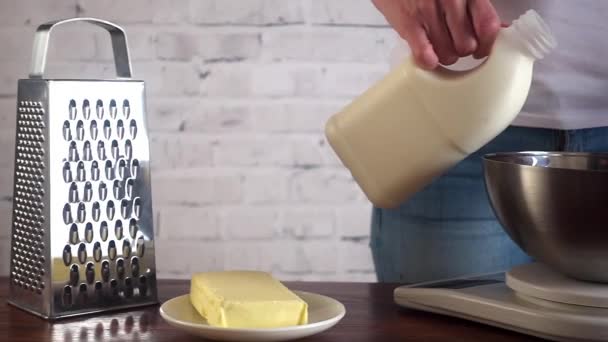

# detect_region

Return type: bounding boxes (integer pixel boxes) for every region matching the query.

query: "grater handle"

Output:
[29,17,132,79]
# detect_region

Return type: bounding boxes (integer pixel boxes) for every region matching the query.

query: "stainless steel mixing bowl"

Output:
[483,151,608,283]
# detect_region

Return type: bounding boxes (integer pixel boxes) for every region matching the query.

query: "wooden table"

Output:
[0,277,543,341]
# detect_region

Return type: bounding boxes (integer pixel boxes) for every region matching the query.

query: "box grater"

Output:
[7,18,158,319]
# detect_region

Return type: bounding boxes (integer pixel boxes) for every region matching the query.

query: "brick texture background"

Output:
[0,0,398,281]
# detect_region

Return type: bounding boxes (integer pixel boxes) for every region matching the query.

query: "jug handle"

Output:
[29,17,132,79]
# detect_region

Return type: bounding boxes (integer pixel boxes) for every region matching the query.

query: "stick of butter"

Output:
[190,270,308,328]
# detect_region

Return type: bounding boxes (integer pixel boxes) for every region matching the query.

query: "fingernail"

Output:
[442,55,459,66]
[422,48,439,69]
[458,38,478,57]
[468,38,478,51]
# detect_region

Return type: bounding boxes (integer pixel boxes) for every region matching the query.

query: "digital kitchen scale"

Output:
[394,263,608,342]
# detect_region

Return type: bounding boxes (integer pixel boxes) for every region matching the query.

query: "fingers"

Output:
[372,0,502,69]
[372,0,439,69]
[418,0,459,65]
[441,0,478,56]
[402,23,440,69]
[468,0,501,58]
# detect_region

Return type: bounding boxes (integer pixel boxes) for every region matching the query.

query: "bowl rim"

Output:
[482,151,608,173]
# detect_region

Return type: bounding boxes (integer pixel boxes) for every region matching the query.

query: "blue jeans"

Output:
[370,125,608,283]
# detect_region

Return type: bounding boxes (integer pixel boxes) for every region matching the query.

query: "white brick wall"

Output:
[0,0,397,282]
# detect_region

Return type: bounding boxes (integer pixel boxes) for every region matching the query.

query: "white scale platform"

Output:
[394,263,608,342]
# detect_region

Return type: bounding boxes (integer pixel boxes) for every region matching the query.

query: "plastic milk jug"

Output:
[325,10,557,208]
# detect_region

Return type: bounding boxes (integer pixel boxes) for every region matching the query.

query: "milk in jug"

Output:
[325,10,557,208]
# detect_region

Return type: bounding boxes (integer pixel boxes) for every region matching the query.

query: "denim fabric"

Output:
[370,125,608,283]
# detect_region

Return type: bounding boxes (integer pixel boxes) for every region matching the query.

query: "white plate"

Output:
[159,291,346,341]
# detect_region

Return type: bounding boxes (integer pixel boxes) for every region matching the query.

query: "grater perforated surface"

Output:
[11,100,47,295]
[57,95,152,311]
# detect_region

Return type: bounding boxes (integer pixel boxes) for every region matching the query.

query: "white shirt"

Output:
[392,0,608,130]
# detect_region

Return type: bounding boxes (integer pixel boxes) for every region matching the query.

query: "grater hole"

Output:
[76,120,85,141]
[84,181,93,202]
[63,245,72,266]
[70,264,79,285]
[86,262,95,284]
[123,240,131,258]
[123,100,130,119]
[77,202,86,223]
[69,182,79,203]
[95,281,102,297]
[101,261,110,282]
[129,120,137,139]
[125,277,133,297]
[131,159,139,178]
[110,279,118,296]
[103,120,111,140]
[83,99,91,120]
[78,243,87,264]
[126,178,134,198]
[63,204,72,224]
[85,222,94,243]
[125,140,132,160]
[69,141,79,162]
[111,140,119,160]
[115,220,124,240]
[139,275,147,296]
[131,257,139,277]
[107,201,115,220]
[117,120,125,140]
[99,182,108,201]
[118,159,127,180]
[92,202,100,221]
[100,221,109,241]
[116,259,125,279]
[93,242,102,262]
[97,141,106,160]
[90,120,98,140]
[69,224,79,244]
[113,179,122,200]
[108,241,117,260]
[91,161,100,181]
[133,197,142,219]
[121,199,130,219]
[105,160,114,180]
[110,100,117,119]
[69,100,77,120]
[129,219,138,238]
[63,121,71,141]
[79,283,88,304]
[83,141,92,161]
[136,236,145,257]
[77,161,86,182]
[63,286,72,307]
[96,100,104,119]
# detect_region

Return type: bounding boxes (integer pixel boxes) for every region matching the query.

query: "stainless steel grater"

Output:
[7,18,158,319]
